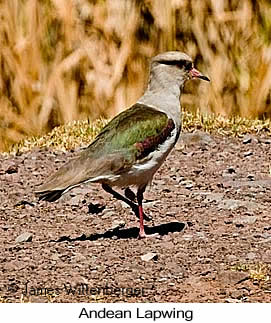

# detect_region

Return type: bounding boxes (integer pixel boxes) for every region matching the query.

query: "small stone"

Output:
[179,131,215,146]
[224,219,233,224]
[102,210,116,218]
[179,180,194,189]
[227,255,237,262]
[182,234,193,241]
[51,254,59,261]
[230,290,247,299]
[196,232,206,239]
[140,252,158,262]
[233,215,257,226]
[111,220,125,230]
[144,200,157,207]
[203,193,224,203]
[218,199,260,211]
[258,236,271,244]
[226,167,236,174]
[225,298,242,303]
[158,278,167,282]
[6,163,18,174]
[120,201,130,209]
[71,254,87,263]
[242,136,252,144]
[69,196,82,206]
[185,183,193,189]
[14,200,35,208]
[15,232,33,243]
[222,167,236,177]
[246,252,256,260]
[259,138,271,144]
[217,270,249,285]
[244,151,253,157]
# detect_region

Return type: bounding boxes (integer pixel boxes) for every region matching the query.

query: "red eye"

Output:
[185,62,192,71]
[176,60,192,70]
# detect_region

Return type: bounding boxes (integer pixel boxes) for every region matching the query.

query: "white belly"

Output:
[100,127,179,188]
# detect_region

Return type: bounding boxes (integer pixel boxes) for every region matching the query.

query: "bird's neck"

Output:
[146,68,182,98]
[138,69,182,130]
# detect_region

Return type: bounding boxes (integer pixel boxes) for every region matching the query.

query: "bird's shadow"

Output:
[50,221,185,242]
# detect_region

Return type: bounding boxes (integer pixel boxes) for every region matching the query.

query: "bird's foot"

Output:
[138,231,160,239]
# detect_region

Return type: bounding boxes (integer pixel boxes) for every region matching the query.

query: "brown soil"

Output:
[1,132,271,303]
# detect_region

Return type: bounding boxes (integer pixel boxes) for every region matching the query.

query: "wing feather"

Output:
[35,103,175,199]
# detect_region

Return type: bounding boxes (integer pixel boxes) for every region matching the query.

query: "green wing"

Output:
[36,103,175,194]
[85,103,173,160]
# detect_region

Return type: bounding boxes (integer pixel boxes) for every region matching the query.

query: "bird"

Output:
[35,51,210,239]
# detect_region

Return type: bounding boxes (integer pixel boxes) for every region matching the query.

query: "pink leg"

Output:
[138,205,146,238]
[137,186,159,239]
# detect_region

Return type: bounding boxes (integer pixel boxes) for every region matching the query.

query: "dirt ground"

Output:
[1,131,271,303]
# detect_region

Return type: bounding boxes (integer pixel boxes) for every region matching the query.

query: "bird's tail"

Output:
[36,189,65,202]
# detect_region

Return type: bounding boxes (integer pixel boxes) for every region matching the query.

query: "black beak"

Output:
[198,75,210,82]
[190,68,210,82]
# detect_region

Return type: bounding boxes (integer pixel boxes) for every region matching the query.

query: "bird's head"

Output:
[150,51,210,89]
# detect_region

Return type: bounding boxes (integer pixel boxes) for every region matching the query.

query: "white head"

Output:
[148,51,210,93]
[140,51,210,128]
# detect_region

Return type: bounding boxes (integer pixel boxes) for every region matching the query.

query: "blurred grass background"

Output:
[1,0,271,152]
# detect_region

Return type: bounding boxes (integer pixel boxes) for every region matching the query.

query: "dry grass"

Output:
[1,0,271,152]
[8,118,108,154]
[232,263,270,287]
[5,110,270,155]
